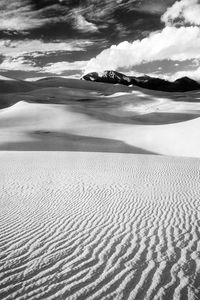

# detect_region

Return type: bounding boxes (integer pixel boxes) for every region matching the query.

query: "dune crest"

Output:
[1,99,200,157]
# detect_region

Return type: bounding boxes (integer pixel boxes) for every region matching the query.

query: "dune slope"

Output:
[1,77,200,156]
[0,151,200,299]
[1,100,200,157]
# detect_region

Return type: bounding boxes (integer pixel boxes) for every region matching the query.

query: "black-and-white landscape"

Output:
[1,1,200,299]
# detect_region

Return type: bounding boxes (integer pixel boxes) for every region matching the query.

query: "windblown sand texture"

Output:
[1,151,200,300]
[1,77,200,299]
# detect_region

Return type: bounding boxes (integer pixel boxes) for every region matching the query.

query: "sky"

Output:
[0,0,200,81]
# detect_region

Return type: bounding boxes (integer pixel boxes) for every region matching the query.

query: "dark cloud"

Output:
[30,0,63,10]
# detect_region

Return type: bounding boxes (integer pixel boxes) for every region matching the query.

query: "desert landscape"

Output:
[1,75,200,156]
[1,0,200,299]
[1,75,200,299]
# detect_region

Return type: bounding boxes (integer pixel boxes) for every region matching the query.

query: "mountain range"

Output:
[82,70,200,92]
[0,71,200,99]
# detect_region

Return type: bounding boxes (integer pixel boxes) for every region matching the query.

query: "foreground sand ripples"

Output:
[1,152,200,300]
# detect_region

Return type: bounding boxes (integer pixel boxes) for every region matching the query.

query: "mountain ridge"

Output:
[82,70,200,92]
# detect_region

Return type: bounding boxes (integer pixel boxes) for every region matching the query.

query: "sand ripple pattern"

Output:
[1,152,200,300]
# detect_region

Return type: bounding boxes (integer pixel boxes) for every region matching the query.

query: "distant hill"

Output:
[0,78,37,94]
[82,71,200,92]
[0,72,199,97]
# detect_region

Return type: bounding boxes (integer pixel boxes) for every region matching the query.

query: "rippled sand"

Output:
[1,151,200,300]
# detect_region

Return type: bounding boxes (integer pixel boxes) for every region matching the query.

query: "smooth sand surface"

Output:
[1,151,200,299]
[1,99,200,156]
[1,78,200,156]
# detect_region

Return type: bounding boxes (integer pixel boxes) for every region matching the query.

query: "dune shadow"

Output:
[69,104,200,125]
[0,131,157,155]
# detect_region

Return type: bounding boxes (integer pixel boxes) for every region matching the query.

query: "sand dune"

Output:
[0,75,16,81]
[1,151,200,299]
[1,77,200,156]
[1,99,200,156]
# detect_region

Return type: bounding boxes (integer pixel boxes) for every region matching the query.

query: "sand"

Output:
[1,151,200,300]
[1,78,200,299]
[1,78,200,156]
[1,99,200,156]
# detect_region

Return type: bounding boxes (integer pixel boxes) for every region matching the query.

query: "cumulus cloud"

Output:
[2,0,199,79]
[161,0,200,26]
[83,0,200,76]
[84,26,200,74]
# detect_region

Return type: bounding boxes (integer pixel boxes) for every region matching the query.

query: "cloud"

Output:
[72,10,99,33]
[82,1,200,75]
[0,37,94,73]
[0,0,101,33]
[169,66,200,82]
[0,57,40,71]
[0,0,174,36]
[0,0,54,32]
[0,55,88,74]
[25,73,82,81]
[0,0,100,33]
[84,26,200,74]
[0,39,93,58]
[161,0,200,26]
[2,0,199,80]
[124,65,200,83]
[0,56,90,74]
[42,61,89,74]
